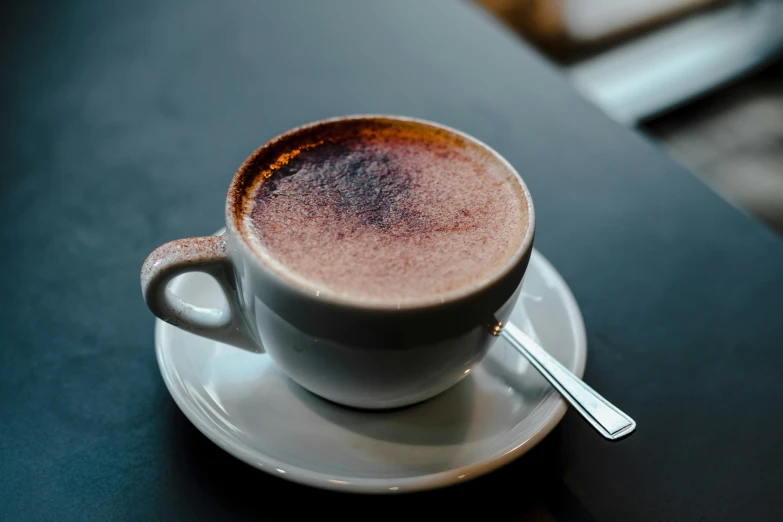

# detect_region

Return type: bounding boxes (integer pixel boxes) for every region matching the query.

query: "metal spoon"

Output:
[492,321,636,440]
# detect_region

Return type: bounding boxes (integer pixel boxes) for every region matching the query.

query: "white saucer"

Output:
[156,248,586,494]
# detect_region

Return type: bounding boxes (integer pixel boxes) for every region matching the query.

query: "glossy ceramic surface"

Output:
[143,116,536,409]
[156,248,586,493]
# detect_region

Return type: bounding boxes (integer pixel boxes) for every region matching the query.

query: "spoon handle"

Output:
[499,322,636,440]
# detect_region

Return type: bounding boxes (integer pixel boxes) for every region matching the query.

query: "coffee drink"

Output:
[239,119,529,304]
[144,116,536,408]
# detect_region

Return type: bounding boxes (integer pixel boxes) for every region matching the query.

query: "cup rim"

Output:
[225,114,536,313]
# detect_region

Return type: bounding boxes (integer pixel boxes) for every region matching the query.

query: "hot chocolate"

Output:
[239,119,529,304]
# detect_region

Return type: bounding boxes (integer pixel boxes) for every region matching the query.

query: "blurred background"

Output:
[476,0,783,234]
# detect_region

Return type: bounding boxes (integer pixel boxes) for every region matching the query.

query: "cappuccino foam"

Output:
[241,120,529,304]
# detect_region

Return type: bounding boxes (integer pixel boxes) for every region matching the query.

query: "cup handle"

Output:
[140,233,261,352]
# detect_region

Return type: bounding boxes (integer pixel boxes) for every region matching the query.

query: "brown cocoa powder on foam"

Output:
[241,123,528,303]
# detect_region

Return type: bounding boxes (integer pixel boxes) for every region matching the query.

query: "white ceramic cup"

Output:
[141,115,535,409]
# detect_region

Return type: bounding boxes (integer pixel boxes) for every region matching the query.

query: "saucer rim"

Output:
[155,248,586,494]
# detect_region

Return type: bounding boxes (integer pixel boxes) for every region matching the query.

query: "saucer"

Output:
[156,248,586,493]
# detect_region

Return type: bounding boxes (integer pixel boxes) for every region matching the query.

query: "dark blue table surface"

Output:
[2,1,782,520]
